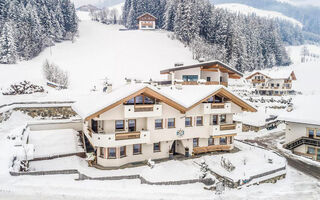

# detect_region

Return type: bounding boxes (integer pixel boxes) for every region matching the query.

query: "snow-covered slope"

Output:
[216,3,303,27]
[0,12,194,92]
[286,45,320,65]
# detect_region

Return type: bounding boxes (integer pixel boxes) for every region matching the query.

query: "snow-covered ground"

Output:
[286,45,320,65]
[216,3,303,27]
[0,11,194,92]
[28,129,84,159]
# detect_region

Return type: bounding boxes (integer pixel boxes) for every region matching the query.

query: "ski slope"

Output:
[216,3,303,27]
[0,12,194,92]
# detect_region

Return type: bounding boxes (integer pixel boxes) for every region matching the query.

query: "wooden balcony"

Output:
[115,132,140,140]
[193,145,231,155]
[134,104,154,112]
[211,103,225,109]
[221,82,228,87]
[220,124,237,131]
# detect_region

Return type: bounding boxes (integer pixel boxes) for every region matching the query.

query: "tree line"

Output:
[122,0,294,72]
[0,0,78,64]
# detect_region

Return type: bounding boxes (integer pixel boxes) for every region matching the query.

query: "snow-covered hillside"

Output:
[286,45,320,65]
[216,3,303,27]
[0,12,194,92]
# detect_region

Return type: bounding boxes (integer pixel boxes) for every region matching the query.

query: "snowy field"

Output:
[0,11,194,92]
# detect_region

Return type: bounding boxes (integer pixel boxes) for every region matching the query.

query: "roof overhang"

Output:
[137,13,157,20]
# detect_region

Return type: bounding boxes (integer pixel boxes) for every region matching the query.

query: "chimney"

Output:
[125,78,132,85]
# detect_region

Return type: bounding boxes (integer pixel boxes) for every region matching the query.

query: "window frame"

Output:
[185,117,193,127]
[100,147,105,158]
[153,142,161,152]
[219,137,227,145]
[196,116,203,126]
[208,137,214,146]
[220,114,226,124]
[212,115,218,125]
[120,146,126,158]
[307,146,315,155]
[115,120,125,131]
[168,118,175,129]
[155,119,163,129]
[107,147,117,159]
[193,138,199,147]
[133,144,142,155]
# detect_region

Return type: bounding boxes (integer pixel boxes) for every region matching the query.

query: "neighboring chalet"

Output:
[280,96,320,162]
[246,68,297,96]
[160,60,243,87]
[72,84,256,168]
[137,13,157,30]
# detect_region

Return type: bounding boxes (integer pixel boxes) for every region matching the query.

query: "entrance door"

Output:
[171,141,176,154]
[128,119,136,132]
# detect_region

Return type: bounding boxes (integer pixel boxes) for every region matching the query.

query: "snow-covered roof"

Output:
[72,84,256,119]
[72,84,146,119]
[279,95,320,126]
[137,12,157,20]
[246,67,296,80]
[160,60,243,78]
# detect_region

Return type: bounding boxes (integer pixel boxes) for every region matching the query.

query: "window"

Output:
[135,95,143,104]
[271,83,274,87]
[155,119,163,129]
[108,148,116,159]
[207,77,211,82]
[126,97,134,105]
[120,146,126,158]
[207,96,214,103]
[133,144,142,155]
[316,129,320,137]
[307,147,315,155]
[309,129,315,138]
[215,96,223,103]
[229,136,233,144]
[220,114,226,124]
[153,142,161,152]
[100,147,105,158]
[212,115,218,125]
[144,96,155,104]
[185,117,192,127]
[196,116,203,126]
[208,137,214,146]
[128,119,136,132]
[193,138,199,147]
[219,137,227,145]
[276,84,280,87]
[168,118,175,128]
[115,120,125,131]
[182,75,198,82]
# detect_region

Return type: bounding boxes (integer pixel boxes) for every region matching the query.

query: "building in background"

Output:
[137,13,157,30]
[246,69,297,96]
[159,60,243,87]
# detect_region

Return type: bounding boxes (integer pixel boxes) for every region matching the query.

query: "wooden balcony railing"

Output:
[193,145,231,155]
[220,124,237,131]
[115,132,140,140]
[221,82,228,87]
[181,81,198,85]
[134,105,154,112]
[211,103,225,109]
[205,81,219,85]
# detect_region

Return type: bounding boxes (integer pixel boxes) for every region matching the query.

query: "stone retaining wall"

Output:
[10,169,79,176]
[16,107,77,119]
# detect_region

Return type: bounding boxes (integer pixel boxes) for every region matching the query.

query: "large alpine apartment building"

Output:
[73,84,256,167]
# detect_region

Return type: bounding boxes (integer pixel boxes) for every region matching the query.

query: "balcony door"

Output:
[91,119,98,133]
[128,119,136,132]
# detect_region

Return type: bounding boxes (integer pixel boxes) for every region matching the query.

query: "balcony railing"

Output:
[220,124,237,131]
[211,103,225,109]
[193,145,231,155]
[134,104,154,112]
[115,132,141,140]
